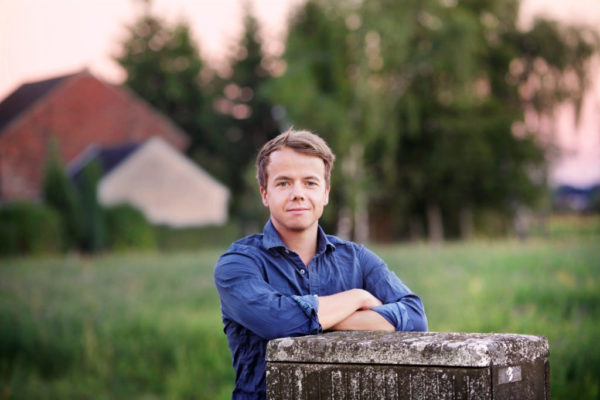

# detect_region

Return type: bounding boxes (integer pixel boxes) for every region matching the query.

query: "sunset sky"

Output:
[1,0,599,186]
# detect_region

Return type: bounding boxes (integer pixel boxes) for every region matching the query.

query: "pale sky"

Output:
[1,0,599,186]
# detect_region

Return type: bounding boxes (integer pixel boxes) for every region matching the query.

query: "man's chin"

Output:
[275,220,316,233]
[284,223,310,232]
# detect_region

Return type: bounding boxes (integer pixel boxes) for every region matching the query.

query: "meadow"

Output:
[1,220,598,399]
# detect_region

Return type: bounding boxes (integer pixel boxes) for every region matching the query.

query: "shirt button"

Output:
[300,269,306,274]
[285,249,290,254]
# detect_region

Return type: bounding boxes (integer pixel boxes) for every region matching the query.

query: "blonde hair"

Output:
[256,128,336,189]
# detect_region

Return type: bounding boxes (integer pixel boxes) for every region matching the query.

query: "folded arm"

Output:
[329,310,395,331]
[316,288,393,331]
[337,246,428,332]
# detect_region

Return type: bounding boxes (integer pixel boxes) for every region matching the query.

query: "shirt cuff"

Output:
[371,303,412,331]
[292,294,322,334]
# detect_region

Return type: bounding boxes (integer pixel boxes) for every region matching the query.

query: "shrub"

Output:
[0,202,63,256]
[104,204,156,251]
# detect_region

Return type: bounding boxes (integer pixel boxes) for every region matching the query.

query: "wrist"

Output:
[355,289,371,309]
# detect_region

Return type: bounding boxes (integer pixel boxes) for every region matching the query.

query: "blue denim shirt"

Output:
[214,220,427,399]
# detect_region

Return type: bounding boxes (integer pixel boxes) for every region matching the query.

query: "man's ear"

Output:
[324,186,330,206]
[260,186,269,207]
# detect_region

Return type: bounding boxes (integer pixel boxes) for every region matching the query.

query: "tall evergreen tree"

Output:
[42,142,83,250]
[78,159,106,253]
[115,10,223,169]
[216,6,280,229]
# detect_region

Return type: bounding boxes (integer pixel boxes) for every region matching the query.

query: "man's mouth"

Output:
[287,207,309,213]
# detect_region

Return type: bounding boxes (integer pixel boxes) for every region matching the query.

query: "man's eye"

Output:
[306,181,317,186]
[277,182,288,187]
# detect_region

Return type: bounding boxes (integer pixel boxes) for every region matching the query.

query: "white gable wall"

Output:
[98,137,229,227]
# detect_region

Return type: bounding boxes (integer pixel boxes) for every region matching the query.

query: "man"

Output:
[214,129,427,399]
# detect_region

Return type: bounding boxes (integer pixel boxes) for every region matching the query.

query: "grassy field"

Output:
[1,230,599,398]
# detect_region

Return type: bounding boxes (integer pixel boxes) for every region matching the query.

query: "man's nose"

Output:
[289,183,305,200]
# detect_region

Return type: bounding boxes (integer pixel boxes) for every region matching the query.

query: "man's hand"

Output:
[317,289,385,330]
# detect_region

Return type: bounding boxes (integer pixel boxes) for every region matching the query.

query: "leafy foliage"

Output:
[265,1,373,237]
[114,10,235,198]
[271,0,598,241]
[0,202,63,256]
[115,8,280,223]
[116,14,209,152]
[104,204,156,251]
[214,9,280,224]
[77,159,107,253]
[112,0,598,240]
[41,142,83,249]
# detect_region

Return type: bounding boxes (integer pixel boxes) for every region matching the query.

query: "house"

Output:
[0,70,188,201]
[553,184,600,212]
[69,137,229,227]
[0,71,229,226]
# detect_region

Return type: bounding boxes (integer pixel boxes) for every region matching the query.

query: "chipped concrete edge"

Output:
[266,331,549,368]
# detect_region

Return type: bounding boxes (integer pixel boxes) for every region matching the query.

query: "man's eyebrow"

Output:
[272,174,322,181]
[303,175,322,181]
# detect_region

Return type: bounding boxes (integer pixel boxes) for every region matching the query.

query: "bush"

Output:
[104,204,156,251]
[0,202,63,256]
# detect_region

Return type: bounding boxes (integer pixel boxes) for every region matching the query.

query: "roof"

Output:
[0,70,190,201]
[555,183,600,196]
[68,142,141,181]
[0,73,78,132]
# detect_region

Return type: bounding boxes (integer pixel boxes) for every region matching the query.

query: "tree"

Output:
[214,6,280,229]
[115,6,285,229]
[358,0,597,241]
[42,142,83,250]
[115,10,224,171]
[269,0,597,242]
[77,159,106,253]
[265,0,374,241]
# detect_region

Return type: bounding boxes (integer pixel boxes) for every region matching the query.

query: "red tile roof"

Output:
[0,71,190,201]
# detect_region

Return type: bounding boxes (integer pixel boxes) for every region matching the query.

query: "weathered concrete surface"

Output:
[266,331,549,367]
[267,363,493,400]
[267,332,550,400]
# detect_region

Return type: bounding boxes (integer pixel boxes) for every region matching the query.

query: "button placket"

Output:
[308,256,319,294]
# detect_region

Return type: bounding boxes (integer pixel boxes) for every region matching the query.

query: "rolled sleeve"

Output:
[292,294,322,334]
[371,295,427,331]
[359,246,428,332]
[215,251,322,340]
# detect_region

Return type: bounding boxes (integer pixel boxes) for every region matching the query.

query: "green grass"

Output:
[373,237,600,399]
[1,235,599,399]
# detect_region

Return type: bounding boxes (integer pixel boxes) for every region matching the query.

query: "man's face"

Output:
[260,146,330,236]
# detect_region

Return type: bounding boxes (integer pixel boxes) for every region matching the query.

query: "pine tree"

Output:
[78,159,106,253]
[42,142,83,250]
[115,11,220,163]
[217,6,280,228]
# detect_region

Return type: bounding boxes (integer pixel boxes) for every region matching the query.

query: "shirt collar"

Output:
[262,219,336,254]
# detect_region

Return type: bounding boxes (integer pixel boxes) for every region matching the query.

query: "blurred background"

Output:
[0,0,599,399]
